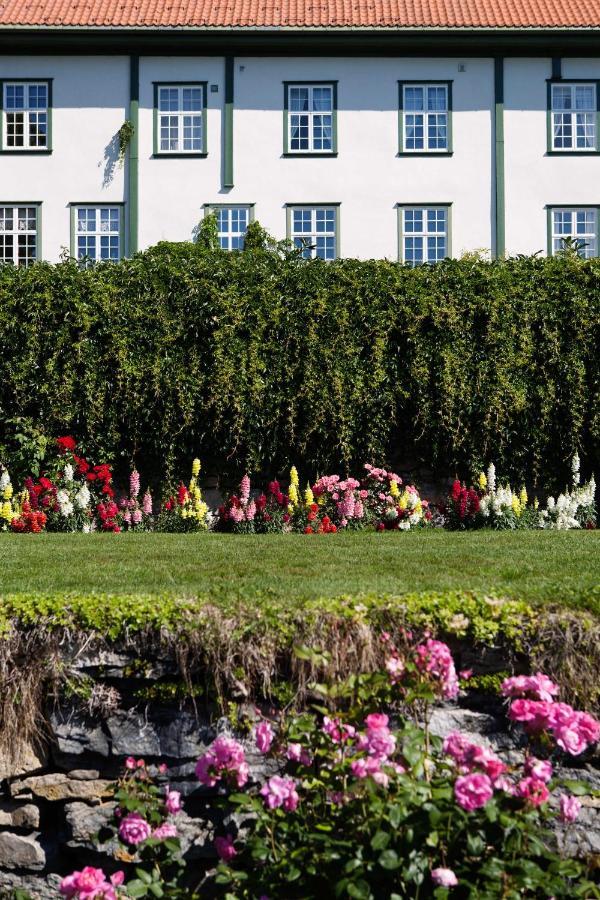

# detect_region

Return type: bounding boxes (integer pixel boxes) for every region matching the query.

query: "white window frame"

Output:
[549,207,598,257]
[400,83,450,153]
[399,206,450,265]
[155,83,206,155]
[2,81,49,151]
[285,83,336,154]
[550,82,598,152]
[206,205,253,251]
[288,206,339,260]
[0,205,39,266]
[73,206,123,265]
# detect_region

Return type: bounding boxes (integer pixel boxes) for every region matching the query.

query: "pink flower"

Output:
[322,717,356,744]
[129,469,140,498]
[364,713,396,758]
[516,777,549,807]
[286,743,311,765]
[508,699,553,733]
[153,822,178,840]
[501,673,559,703]
[132,509,142,525]
[560,794,582,823]
[554,711,600,756]
[142,489,153,516]
[215,833,237,862]
[255,720,274,754]
[443,733,505,779]
[125,757,137,770]
[240,474,251,501]
[165,789,181,815]
[431,868,458,888]
[118,812,152,846]
[350,756,389,788]
[195,736,249,788]
[414,639,459,700]
[60,867,124,899]
[454,773,494,811]
[524,757,553,783]
[386,656,405,683]
[260,776,299,812]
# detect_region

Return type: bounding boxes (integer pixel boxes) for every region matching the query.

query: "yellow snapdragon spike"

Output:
[288,483,299,508]
[478,472,487,490]
[534,497,539,510]
[318,495,325,506]
[389,481,400,499]
[520,487,528,506]
[415,500,422,515]
[398,492,408,511]
[3,484,12,500]
[192,458,201,478]
[511,497,522,517]
[290,465,299,487]
[304,485,314,507]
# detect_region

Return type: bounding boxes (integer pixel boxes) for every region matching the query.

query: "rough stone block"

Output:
[0,802,40,829]
[0,832,45,871]
[10,773,112,802]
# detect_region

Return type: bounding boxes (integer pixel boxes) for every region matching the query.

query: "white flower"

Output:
[0,471,9,490]
[572,453,580,487]
[63,463,74,482]
[399,521,411,531]
[486,463,496,494]
[74,483,91,510]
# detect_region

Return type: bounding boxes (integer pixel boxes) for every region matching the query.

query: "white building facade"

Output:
[0,11,600,263]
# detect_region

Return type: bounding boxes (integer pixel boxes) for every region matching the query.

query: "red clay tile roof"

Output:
[0,0,599,29]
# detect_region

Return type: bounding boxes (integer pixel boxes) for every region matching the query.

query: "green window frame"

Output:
[283,82,338,156]
[153,82,208,157]
[0,79,52,154]
[546,205,600,257]
[203,203,255,250]
[397,204,452,264]
[546,79,600,155]
[69,203,125,265]
[286,203,340,259]
[0,202,42,265]
[398,81,452,156]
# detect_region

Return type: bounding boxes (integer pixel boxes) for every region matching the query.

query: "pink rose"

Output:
[432,867,458,887]
[454,773,494,811]
[153,822,178,840]
[118,812,152,846]
[516,777,549,807]
[215,833,237,862]
[255,720,274,754]
[560,794,582,823]
[524,757,553,783]
[260,775,299,812]
[165,789,181,815]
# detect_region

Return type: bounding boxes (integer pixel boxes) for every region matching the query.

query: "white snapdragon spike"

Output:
[571,453,581,487]
[63,463,74,482]
[0,471,9,490]
[486,463,496,494]
[547,496,555,510]
[74,484,91,510]
[399,521,411,531]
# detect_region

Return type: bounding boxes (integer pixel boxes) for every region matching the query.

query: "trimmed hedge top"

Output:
[0,243,599,489]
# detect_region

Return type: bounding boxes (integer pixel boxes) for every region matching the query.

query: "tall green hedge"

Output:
[0,242,598,490]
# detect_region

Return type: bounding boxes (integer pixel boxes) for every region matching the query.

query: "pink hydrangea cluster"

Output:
[508,699,600,755]
[60,867,124,900]
[414,638,459,700]
[195,736,249,788]
[260,775,300,812]
[501,673,560,702]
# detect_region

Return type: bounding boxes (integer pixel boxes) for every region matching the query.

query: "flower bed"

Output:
[0,437,596,534]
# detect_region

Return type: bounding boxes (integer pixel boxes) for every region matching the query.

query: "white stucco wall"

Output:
[1,52,599,262]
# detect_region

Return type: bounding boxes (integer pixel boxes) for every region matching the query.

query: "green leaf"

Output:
[370,830,390,851]
[378,849,400,870]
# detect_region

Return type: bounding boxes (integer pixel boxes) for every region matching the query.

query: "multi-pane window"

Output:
[401,207,448,265]
[290,207,337,260]
[3,82,49,150]
[212,207,251,250]
[551,83,597,151]
[157,85,205,154]
[75,207,121,264]
[0,206,38,266]
[287,84,335,153]
[550,208,598,257]
[401,84,449,152]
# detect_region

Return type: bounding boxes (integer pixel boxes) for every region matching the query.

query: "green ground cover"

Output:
[1,530,599,609]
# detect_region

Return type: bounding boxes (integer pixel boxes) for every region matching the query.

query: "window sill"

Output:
[397,151,453,157]
[545,150,600,156]
[0,149,52,155]
[283,152,338,158]
[151,152,208,159]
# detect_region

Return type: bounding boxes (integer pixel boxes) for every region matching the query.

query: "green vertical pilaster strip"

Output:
[552,57,562,80]
[129,55,140,256]
[494,57,505,259]
[224,56,234,188]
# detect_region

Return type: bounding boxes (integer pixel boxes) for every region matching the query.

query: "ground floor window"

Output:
[288,205,338,260]
[398,206,449,265]
[549,207,598,257]
[206,206,252,250]
[73,206,123,264]
[0,205,38,266]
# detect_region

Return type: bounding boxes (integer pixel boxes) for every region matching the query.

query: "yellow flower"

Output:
[398,491,408,511]
[192,458,201,478]
[389,481,400,499]
[478,472,487,490]
[519,487,528,507]
[414,500,422,515]
[534,497,539,510]
[511,496,522,517]
[290,466,299,487]
[1,501,12,520]
[304,485,314,507]
[288,483,299,508]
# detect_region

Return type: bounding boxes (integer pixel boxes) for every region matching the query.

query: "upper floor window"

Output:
[0,205,39,266]
[549,207,598,257]
[2,81,50,151]
[73,206,123,265]
[550,82,598,152]
[206,205,252,250]
[284,83,337,155]
[288,205,339,260]
[154,83,207,155]
[399,82,451,154]
[399,206,449,265]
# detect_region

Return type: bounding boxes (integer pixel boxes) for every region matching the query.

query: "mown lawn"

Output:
[1,530,599,607]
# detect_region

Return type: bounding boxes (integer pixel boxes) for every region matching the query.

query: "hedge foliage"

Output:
[0,241,599,489]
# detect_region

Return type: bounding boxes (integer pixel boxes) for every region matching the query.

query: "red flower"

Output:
[57,436,77,454]
[310,503,318,513]
[86,473,97,482]
[177,484,188,506]
[74,455,90,475]
[304,526,313,534]
[376,522,385,531]
[451,480,462,502]
[307,511,316,522]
